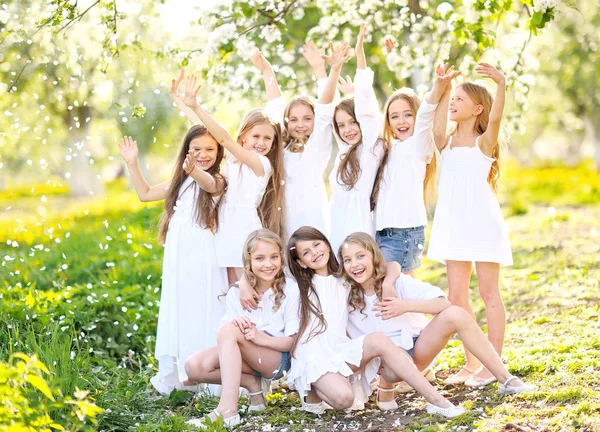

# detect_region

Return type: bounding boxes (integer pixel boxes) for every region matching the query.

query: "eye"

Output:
[315,241,321,247]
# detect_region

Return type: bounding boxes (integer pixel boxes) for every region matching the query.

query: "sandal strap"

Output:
[503,376,519,387]
[247,390,264,396]
[377,385,397,393]
[463,366,476,374]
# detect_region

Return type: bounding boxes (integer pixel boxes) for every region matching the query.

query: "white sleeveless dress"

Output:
[151,176,228,394]
[428,136,513,265]
[286,274,380,403]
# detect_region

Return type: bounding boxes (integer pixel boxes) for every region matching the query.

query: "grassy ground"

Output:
[1,164,599,431]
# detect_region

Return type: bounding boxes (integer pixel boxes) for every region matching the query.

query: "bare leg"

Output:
[310,372,355,410]
[447,260,481,376]
[411,306,518,384]
[474,261,505,380]
[377,375,396,403]
[353,332,452,408]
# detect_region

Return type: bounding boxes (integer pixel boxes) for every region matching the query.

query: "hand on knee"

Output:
[217,322,241,343]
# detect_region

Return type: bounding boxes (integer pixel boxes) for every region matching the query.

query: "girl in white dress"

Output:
[340,233,535,410]
[184,229,301,429]
[329,24,385,253]
[428,64,512,386]
[371,60,461,276]
[285,226,463,418]
[181,73,285,285]
[117,126,228,395]
[250,42,347,239]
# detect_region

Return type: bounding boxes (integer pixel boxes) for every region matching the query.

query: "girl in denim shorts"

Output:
[371,63,459,275]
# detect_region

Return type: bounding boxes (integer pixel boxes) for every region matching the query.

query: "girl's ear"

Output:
[474,104,484,116]
[296,258,308,269]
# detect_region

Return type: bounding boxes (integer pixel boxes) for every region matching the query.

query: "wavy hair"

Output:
[282,96,315,153]
[287,226,340,356]
[236,109,286,236]
[371,89,438,211]
[333,97,363,190]
[338,232,387,317]
[157,125,225,244]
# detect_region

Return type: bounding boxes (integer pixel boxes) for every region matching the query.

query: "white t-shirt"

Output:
[347,274,445,351]
[220,277,300,338]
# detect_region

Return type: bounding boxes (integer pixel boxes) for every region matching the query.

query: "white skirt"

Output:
[151,218,228,394]
[215,203,262,268]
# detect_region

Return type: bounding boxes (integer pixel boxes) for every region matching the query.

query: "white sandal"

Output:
[443,366,476,385]
[186,409,241,429]
[376,385,398,411]
[426,402,465,418]
[465,367,498,387]
[248,377,269,412]
[498,375,536,395]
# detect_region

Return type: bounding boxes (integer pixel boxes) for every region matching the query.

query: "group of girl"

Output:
[118,24,533,428]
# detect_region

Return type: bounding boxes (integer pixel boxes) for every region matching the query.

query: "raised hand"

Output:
[182,74,201,108]
[337,75,355,94]
[301,41,325,70]
[250,50,272,72]
[475,62,505,84]
[321,41,351,71]
[118,136,139,165]
[182,149,197,174]
[435,63,462,89]
[384,36,396,54]
[169,67,185,103]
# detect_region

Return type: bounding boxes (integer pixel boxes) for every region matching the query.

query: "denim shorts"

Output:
[406,336,420,356]
[376,226,426,272]
[254,351,291,381]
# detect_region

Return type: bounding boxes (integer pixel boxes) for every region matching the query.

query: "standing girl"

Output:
[428,64,512,386]
[329,24,385,253]
[184,229,301,429]
[117,127,228,394]
[371,63,460,276]
[286,226,464,418]
[249,42,348,238]
[180,74,285,285]
[340,232,535,409]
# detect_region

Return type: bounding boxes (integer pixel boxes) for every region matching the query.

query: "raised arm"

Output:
[319,41,351,104]
[476,63,505,157]
[356,23,367,70]
[169,68,202,123]
[251,50,283,102]
[182,74,266,177]
[381,261,401,299]
[182,150,224,194]
[302,41,327,81]
[433,66,453,151]
[118,136,170,202]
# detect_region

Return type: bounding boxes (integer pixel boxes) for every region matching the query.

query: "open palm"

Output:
[118,136,138,165]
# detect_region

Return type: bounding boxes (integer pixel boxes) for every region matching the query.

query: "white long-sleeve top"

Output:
[220,278,301,338]
[374,100,438,230]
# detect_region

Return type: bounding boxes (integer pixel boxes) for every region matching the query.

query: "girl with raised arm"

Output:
[117,126,228,394]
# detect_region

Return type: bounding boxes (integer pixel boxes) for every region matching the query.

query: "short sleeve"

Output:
[256,153,272,178]
[265,96,286,127]
[220,288,241,326]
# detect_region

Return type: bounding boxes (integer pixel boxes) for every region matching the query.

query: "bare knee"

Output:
[185,354,210,382]
[440,305,473,328]
[478,286,503,306]
[329,387,355,410]
[217,322,241,343]
[368,332,395,354]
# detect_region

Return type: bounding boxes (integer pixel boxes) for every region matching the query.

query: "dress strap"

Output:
[475,135,495,162]
[446,135,453,150]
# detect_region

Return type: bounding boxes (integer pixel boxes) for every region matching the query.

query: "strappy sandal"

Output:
[465,367,498,387]
[248,377,268,412]
[443,366,476,385]
[376,385,398,411]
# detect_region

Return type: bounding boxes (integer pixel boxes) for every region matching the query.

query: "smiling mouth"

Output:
[198,160,211,165]
[254,147,266,153]
[397,127,409,133]
[312,253,324,263]
[352,269,365,277]
[449,109,457,113]
[345,133,358,141]
[262,268,275,276]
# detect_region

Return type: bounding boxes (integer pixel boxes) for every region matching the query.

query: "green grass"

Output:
[1,164,600,431]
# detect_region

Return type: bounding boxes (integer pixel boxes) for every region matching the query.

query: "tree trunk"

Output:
[66,105,104,197]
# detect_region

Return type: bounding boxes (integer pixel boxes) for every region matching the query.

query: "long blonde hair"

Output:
[338,232,387,316]
[236,109,286,236]
[456,82,501,192]
[282,96,314,153]
[371,89,437,211]
[240,229,287,312]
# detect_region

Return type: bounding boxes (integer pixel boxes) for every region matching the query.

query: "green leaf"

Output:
[26,374,55,401]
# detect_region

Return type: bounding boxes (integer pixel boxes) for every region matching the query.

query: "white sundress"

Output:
[428,136,513,265]
[151,176,228,395]
[214,153,272,268]
[286,274,380,403]
[265,91,335,239]
[329,67,385,253]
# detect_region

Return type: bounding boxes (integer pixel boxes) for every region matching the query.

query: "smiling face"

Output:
[287,103,315,140]
[335,109,362,145]
[241,123,276,156]
[341,242,375,286]
[250,239,283,284]
[189,135,219,170]
[449,85,483,122]
[294,239,331,272]
[388,98,416,141]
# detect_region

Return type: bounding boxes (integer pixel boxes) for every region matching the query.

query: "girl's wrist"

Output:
[185,164,195,175]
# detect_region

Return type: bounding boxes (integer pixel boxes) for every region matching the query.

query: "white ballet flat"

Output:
[426,402,465,418]
[376,385,398,411]
[186,409,241,429]
[498,376,536,395]
[443,366,476,385]
[247,377,268,412]
[301,397,325,415]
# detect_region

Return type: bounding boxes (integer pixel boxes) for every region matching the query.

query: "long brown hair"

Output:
[456,82,501,192]
[240,229,287,312]
[333,97,363,190]
[371,89,438,211]
[157,125,225,244]
[282,96,314,153]
[236,108,285,236]
[287,226,340,356]
[338,232,387,316]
